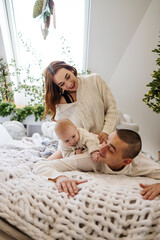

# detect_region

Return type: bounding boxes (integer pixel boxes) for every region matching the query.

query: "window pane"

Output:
[13,0,86,77]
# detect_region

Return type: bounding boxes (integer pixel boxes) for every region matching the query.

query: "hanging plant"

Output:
[33,0,44,18]
[33,0,56,39]
[8,33,45,106]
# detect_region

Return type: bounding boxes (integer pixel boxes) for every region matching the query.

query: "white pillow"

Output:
[0,124,13,144]
[117,110,139,132]
[41,121,58,140]
[2,121,26,140]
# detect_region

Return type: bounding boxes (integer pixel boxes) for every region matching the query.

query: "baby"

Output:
[54,119,100,162]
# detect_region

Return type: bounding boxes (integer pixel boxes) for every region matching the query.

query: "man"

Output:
[33,129,160,198]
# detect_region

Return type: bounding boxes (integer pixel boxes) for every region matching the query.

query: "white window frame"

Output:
[0,0,91,81]
[0,0,19,65]
[83,0,91,72]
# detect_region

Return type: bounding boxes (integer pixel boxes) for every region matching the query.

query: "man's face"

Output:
[98,131,129,170]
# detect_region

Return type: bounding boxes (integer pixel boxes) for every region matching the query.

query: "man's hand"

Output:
[94,132,108,144]
[140,183,160,200]
[91,150,99,162]
[48,176,87,197]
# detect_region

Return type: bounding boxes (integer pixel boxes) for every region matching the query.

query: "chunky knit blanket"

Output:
[0,134,160,240]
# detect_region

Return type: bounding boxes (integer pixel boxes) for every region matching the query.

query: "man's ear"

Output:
[123,158,133,165]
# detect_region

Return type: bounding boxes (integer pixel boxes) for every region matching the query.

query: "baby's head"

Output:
[55,119,79,147]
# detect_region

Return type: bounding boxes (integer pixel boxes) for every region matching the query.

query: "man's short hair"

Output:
[116,129,142,159]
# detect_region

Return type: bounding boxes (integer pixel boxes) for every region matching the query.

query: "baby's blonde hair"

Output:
[54,119,75,137]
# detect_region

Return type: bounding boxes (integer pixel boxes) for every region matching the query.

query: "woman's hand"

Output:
[49,176,87,197]
[94,132,108,144]
[140,183,160,200]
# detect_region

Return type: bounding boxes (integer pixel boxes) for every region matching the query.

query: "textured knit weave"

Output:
[0,135,160,240]
[56,73,117,135]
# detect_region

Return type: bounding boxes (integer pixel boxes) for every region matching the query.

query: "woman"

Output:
[43,61,117,159]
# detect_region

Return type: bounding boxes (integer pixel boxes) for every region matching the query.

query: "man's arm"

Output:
[33,152,92,196]
[47,149,63,160]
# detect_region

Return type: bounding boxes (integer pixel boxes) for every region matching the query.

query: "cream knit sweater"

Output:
[55,73,117,135]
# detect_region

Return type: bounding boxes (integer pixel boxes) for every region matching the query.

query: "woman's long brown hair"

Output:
[43,61,77,120]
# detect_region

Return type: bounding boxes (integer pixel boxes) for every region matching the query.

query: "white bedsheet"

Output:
[0,135,160,240]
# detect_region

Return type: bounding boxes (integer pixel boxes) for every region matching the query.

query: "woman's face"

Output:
[53,68,78,92]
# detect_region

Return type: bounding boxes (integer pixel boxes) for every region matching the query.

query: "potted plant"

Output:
[143,39,160,114]
[143,38,160,160]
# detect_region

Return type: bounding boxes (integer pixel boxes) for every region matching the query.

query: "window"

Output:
[11,0,89,72]
[0,0,90,105]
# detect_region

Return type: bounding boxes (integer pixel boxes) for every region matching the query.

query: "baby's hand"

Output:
[75,148,82,155]
[91,151,99,162]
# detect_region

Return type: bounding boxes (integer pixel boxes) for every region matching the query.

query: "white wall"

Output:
[88,0,160,159]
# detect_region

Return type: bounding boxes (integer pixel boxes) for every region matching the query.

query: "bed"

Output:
[0,118,160,240]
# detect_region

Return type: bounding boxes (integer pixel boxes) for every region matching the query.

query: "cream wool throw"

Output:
[0,135,160,240]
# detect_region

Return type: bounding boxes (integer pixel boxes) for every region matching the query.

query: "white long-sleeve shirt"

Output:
[59,128,100,157]
[55,73,117,135]
[33,152,160,180]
